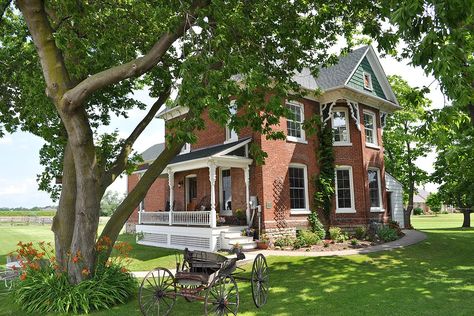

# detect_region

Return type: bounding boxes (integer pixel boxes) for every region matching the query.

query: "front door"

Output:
[221,169,232,215]
[185,176,197,210]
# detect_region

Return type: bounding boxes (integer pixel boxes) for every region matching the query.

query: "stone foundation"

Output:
[125,223,136,234]
[263,227,297,240]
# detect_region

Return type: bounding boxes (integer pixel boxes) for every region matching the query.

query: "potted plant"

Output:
[232,243,243,254]
[256,234,270,250]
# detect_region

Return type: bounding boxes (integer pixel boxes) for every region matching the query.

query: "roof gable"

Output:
[347,56,387,99]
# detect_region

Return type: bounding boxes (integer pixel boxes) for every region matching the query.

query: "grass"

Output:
[1,214,473,315]
[0,210,56,217]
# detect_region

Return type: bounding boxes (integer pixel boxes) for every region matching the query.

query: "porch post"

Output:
[138,201,143,224]
[244,166,250,225]
[208,160,217,228]
[167,168,174,226]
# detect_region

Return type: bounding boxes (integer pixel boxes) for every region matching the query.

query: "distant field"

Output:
[0,210,56,217]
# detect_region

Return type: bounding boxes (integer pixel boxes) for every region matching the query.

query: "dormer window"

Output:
[225,101,238,143]
[363,72,373,91]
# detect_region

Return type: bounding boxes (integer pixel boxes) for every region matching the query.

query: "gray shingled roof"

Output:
[140,137,251,165]
[313,46,369,90]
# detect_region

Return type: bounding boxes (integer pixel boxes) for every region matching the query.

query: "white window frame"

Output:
[335,165,356,213]
[219,168,233,216]
[368,167,384,212]
[331,107,351,146]
[288,163,310,214]
[363,110,378,147]
[363,71,373,91]
[180,143,191,154]
[286,101,307,144]
[224,100,238,144]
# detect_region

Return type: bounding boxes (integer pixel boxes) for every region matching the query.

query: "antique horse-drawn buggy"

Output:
[139,248,269,315]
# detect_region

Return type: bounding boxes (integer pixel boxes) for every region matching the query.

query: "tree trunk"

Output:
[404,181,415,229]
[52,142,76,266]
[462,209,471,228]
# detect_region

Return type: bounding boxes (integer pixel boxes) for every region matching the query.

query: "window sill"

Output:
[366,143,380,150]
[333,142,352,147]
[290,209,311,215]
[335,209,356,214]
[370,208,385,213]
[286,136,308,144]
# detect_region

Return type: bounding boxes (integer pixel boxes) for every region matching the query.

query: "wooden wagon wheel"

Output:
[139,267,176,316]
[251,254,269,308]
[204,274,239,315]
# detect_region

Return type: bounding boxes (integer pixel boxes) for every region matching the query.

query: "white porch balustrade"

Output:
[139,211,211,226]
[140,212,170,225]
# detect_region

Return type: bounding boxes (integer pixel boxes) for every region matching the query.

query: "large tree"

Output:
[427,104,473,227]
[0,0,386,283]
[383,75,431,227]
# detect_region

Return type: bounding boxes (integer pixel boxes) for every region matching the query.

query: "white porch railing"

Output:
[172,211,211,226]
[140,211,211,226]
[140,212,170,225]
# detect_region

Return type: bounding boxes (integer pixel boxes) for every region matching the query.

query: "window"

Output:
[368,168,383,211]
[363,111,378,146]
[286,101,306,142]
[335,166,355,213]
[220,169,232,215]
[363,72,373,90]
[289,164,309,214]
[180,143,191,154]
[225,101,238,143]
[331,107,350,145]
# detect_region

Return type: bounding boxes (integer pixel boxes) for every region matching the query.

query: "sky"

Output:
[0,52,443,208]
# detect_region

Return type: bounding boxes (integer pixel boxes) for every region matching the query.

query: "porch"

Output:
[135,138,256,251]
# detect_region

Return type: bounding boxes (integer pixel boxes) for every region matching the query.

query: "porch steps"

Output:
[221,231,256,250]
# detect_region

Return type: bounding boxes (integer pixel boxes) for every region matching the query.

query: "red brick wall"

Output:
[127,173,140,223]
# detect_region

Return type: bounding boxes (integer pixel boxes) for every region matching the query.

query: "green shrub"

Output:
[413,207,423,215]
[307,212,326,240]
[388,220,403,236]
[12,240,136,314]
[296,230,321,247]
[273,236,295,248]
[442,210,449,214]
[329,227,347,243]
[354,226,367,240]
[377,226,398,242]
[350,238,359,246]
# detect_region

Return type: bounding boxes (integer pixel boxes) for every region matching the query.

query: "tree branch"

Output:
[100,86,171,191]
[16,0,72,102]
[61,0,210,112]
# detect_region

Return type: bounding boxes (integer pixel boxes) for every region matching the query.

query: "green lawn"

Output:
[1,214,473,315]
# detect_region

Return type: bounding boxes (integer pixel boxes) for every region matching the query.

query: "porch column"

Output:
[138,201,143,224]
[208,161,217,228]
[244,166,250,225]
[167,168,174,226]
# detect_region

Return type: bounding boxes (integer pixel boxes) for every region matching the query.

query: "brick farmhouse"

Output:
[127,45,405,251]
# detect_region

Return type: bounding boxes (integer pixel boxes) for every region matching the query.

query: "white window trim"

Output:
[224,100,238,144]
[286,101,306,143]
[289,163,310,214]
[331,107,351,146]
[219,168,233,216]
[363,71,373,91]
[335,165,356,213]
[363,110,378,147]
[180,143,191,154]
[368,167,384,212]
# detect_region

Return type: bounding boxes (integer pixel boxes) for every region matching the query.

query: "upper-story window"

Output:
[363,110,378,147]
[225,101,238,143]
[332,107,350,145]
[180,143,191,154]
[368,168,383,212]
[363,72,373,91]
[286,101,306,143]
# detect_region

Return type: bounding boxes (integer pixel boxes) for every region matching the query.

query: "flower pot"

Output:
[256,241,269,249]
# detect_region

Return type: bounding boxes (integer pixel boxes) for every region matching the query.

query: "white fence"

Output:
[140,211,211,226]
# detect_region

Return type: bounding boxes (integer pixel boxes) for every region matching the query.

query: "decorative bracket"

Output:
[346,100,361,131]
[380,112,388,129]
[321,101,336,125]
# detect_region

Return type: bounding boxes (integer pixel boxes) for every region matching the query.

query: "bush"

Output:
[413,207,423,215]
[329,227,347,243]
[308,212,326,240]
[12,239,136,314]
[350,238,359,246]
[388,220,403,236]
[296,230,321,247]
[354,226,367,240]
[377,226,399,242]
[273,236,295,248]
